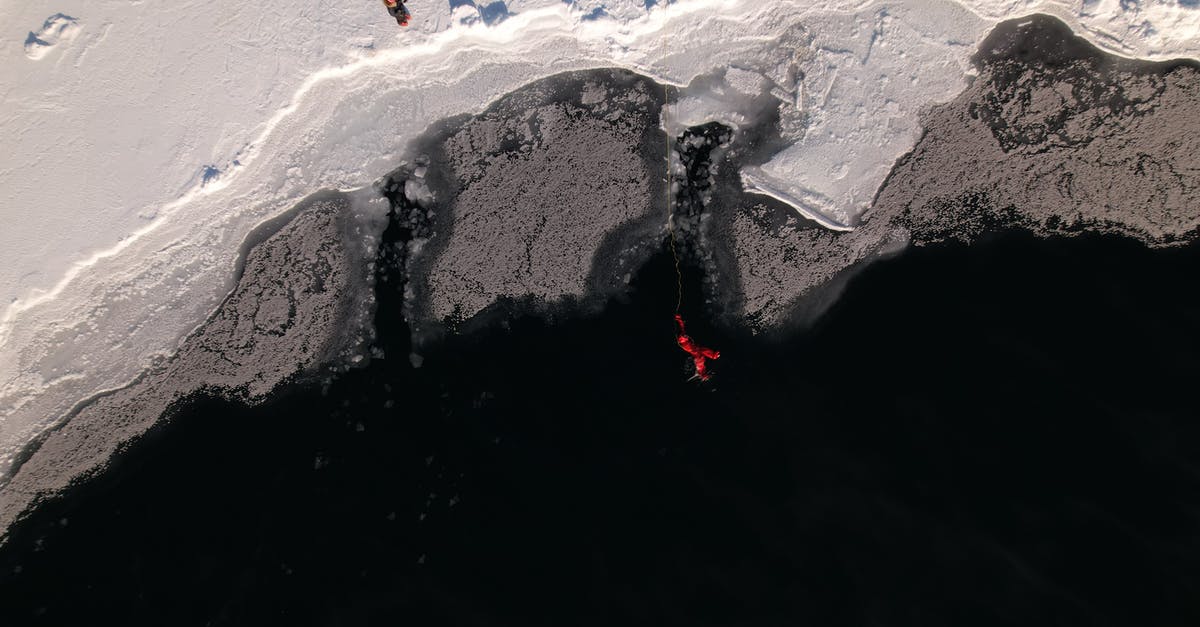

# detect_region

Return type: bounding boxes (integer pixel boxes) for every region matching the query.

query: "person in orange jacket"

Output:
[383,0,411,26]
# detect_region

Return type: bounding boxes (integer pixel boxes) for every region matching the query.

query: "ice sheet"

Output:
[0,0,1197,478]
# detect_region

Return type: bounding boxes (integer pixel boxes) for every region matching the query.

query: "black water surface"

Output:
[2,231,1199,626]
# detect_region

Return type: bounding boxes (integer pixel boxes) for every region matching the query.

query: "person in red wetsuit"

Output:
[674,314,720,381]
[382,0,411,26]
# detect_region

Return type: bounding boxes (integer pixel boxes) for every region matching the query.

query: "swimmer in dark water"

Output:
[674,314,720,381]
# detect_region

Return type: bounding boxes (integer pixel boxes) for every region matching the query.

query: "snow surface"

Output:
[0,0,1197,478]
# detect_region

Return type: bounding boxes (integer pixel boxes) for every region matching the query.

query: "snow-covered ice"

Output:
[0,0,1197,479]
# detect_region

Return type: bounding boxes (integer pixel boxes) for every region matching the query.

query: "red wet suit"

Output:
[674,314,720,381]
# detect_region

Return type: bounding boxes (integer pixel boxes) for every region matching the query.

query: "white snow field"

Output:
[0,0,1197,479]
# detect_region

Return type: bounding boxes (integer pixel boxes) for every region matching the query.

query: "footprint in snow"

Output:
[25,14,81,61]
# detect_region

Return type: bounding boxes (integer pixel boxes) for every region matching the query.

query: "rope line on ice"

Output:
[664,84,720,381]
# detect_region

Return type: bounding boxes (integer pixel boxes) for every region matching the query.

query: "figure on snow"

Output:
[674,315,720,381]
[383,0,411,26]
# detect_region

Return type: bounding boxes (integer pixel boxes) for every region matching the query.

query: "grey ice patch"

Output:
[725,201,907,331]
[879,15,1200,246]
[404,69,666,331]
[580,81,609,106]
[0,193,375,541]
[724,14,1200,331]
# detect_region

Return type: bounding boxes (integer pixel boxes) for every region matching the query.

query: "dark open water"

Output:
[1,229,1199,626]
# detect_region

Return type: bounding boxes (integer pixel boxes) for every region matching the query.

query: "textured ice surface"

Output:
[726,16,1200,330]
[0,193,379,538]
[0,0,1197,478]
[411,70,664,325]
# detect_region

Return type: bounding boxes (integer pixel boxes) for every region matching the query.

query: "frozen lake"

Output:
[1,0,1197,480]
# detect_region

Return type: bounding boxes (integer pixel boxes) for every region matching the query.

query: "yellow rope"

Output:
[665,83,683,313]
